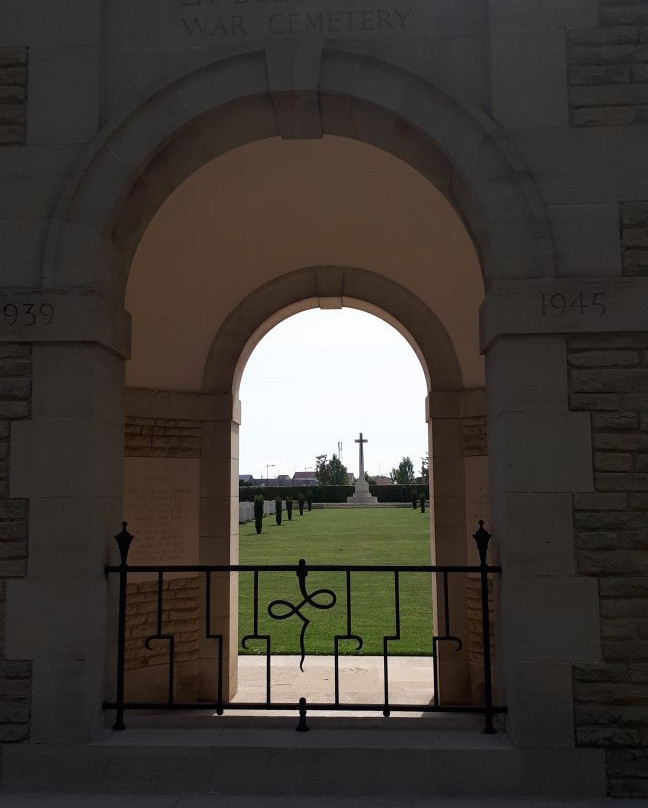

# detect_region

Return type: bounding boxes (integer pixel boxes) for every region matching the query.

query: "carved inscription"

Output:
[130,0,418,44]
[124,458,199,577]
[2,302,54,327]
[541,291,606,318]
[180,5,412,36]
[465,456,490,556]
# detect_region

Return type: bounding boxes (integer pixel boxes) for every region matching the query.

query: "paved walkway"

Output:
[233,654,436,715]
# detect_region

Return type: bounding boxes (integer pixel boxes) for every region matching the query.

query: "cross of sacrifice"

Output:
[355,432,368,480]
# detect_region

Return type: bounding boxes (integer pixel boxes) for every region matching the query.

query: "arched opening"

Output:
[121,133,487,709]
[27,50,557,746]
[235,307,434,706]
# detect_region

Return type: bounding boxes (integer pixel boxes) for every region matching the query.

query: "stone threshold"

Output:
[2,728,606,797]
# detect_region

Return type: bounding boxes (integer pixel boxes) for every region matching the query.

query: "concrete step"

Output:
[2,716,606,797]
[0,797,637,808]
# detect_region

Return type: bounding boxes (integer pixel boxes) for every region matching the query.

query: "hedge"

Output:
[370,484,428,503]
[240,484,429,504]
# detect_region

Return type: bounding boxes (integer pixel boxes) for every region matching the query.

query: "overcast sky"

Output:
[238,308,429,481]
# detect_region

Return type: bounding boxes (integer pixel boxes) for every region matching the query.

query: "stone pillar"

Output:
[427,391,471,705]
[198,394,240,701]
[486,335,600,746]
[6,341,126,742]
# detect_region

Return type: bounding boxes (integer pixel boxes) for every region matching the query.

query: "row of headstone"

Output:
[238,499,276,524]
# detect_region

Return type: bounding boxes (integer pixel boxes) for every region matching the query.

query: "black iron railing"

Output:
[104,521,503,733]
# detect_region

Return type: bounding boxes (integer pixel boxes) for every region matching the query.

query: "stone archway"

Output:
[12,47,570,751]
[197,265,473,702]
[42,49,554,304]
[204,266,463,394]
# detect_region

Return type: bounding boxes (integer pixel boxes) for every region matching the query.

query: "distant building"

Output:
[292,471,318,486]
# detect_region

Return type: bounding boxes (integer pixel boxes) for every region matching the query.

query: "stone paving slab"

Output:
[233,655,436,715]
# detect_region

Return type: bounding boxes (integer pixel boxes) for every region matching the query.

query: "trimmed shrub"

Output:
[420,496,426,513]
[285,493,293,521]
[306,489,312,511]
[240,484,430,504]
[254,494,264,535]
[369,484,429,503]
[298,493,305,516]
[275,496,282,526]
[411,490,418,509]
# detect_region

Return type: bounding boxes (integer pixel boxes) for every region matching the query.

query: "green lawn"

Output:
[238,507,434,656]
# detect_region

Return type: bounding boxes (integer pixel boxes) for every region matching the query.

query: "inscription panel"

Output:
[0,292,131,358]
[126,0,487,46]
[124,457,200,579]
[480,278,648,352]
[465,456,490,534]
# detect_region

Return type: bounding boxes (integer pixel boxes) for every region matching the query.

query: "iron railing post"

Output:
[296,697,309,732]
[473,520,496,734]
[112,522,133,731]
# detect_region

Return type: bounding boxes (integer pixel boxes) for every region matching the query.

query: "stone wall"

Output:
[0,48,27,146]
[621,202,648,277]
[568,0,648,127]
[0,345,32,742]
[124,576,200,702]
[467,575,496,706]
[125,416,201,458]
[124,413,202,693]
[461,414,494,705]
[569,333,648,798]
[125,578,200,673]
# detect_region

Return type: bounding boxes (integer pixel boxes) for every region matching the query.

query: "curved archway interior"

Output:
[126,135,484,393]
[121,130,487,709]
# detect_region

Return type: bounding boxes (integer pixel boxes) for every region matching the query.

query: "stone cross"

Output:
[355,432,368,481]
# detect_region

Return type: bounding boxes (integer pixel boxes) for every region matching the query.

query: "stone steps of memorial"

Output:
[3,720,605,797]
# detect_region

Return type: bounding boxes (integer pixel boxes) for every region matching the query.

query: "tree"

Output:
[298,493,305,516]
[254,494,264,535]
[275,496,282,526]
[390,456,415,485]
[315,453,349,486]
[420,452,429,484]
[364,471,377,485]
[315,454,330,485]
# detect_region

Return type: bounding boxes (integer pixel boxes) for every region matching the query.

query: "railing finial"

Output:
[115,521,133,566]
[473,520,492,566]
